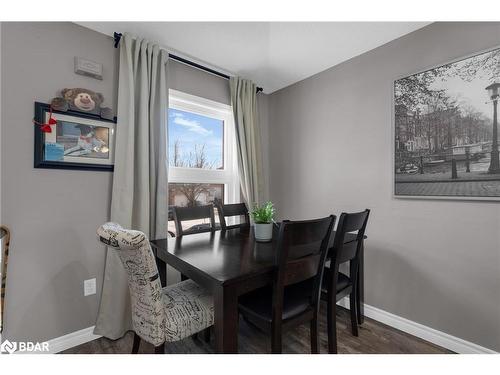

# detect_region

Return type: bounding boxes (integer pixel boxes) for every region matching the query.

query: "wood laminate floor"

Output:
[63,303,452,354]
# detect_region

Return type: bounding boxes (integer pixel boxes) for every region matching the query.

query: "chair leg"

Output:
[155,258,167,287]
[271,323,282,354]
[310,317,319,354]
[131,332,141,354]
[327,292,338,354]
[356,261,363,325]
[203,327,211,343]
[349,291,359,337]
[155,343,165,354]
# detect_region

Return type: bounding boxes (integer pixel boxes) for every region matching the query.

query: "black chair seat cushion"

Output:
[239,280,313,323]
[238,272,351,323]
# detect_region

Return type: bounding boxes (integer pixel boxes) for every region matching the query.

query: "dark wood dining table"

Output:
[150,226,365,354]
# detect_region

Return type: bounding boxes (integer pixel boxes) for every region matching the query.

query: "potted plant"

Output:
[251,202,275,242]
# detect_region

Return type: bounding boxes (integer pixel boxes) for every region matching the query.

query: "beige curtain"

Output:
[94,33,169,339]
[230,77,263,207]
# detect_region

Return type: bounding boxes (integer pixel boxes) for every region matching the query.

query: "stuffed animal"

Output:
[51,88,113,120]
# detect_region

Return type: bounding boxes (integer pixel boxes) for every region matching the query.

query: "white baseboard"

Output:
[46,326,101,354]
[42,302,497,354]
[337,298,497,354]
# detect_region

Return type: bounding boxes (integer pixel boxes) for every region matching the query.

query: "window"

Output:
[168,90,239,234]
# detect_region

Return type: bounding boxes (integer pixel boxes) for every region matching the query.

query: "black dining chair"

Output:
[171,204,217,237]
[321,209,370,354]
[215,200,250,230]
[172,204,218,282]
[238,215,336,353]
[171,204,219,343]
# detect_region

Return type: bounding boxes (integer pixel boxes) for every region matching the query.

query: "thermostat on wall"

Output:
[74,57,103,80]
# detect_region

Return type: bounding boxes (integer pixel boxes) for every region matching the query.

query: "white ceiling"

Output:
[79,22,430,93]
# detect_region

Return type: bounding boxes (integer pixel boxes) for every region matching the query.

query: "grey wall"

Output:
[268,22,500,351]
[258,94,271,200]
[169,59,230,105]
[0,22,240,343]
[1,22,117,344]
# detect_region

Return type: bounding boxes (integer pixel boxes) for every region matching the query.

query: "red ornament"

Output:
[33,107,57,133]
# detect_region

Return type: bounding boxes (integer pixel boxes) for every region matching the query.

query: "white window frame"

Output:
[168,89,240,205]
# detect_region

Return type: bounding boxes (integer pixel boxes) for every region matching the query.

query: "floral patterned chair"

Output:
[97,222,214,354]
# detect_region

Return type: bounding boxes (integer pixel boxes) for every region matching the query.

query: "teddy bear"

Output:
[51,88,113,120]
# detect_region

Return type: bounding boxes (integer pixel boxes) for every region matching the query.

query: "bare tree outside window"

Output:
[168,107,225,208]
[169,139,223,207]
[167,97,238,235]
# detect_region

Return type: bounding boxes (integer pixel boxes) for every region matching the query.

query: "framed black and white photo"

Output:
[393,46,500,200]
[34,102,115,171]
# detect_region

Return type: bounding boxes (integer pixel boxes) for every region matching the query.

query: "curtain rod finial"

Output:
[113,32,122,48]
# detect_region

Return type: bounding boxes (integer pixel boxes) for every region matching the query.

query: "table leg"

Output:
[155,257,167,287]
[356,240,365,324]
[214,285,239,353]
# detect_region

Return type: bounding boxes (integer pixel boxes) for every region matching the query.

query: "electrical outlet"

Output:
[84,278,96,296]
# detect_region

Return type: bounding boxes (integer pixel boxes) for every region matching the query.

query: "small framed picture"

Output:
[34,102,116,171]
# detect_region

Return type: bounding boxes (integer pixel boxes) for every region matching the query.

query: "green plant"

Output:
[251,202,275,224]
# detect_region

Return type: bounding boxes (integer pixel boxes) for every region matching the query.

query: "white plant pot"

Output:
[254,223,273,242]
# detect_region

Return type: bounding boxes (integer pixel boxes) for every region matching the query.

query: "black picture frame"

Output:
[34,102,116,171]
[393,45,500,201]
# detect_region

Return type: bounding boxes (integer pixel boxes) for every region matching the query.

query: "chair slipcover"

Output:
[97,222,213,346]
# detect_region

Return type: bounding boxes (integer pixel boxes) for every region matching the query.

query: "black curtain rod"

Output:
[114,32,263,93]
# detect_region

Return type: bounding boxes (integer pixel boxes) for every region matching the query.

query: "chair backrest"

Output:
[272,215,336,321]
[97,222,165,346]
[332,209,370,265]
[172,204,216,237]
[215,201,250,230]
